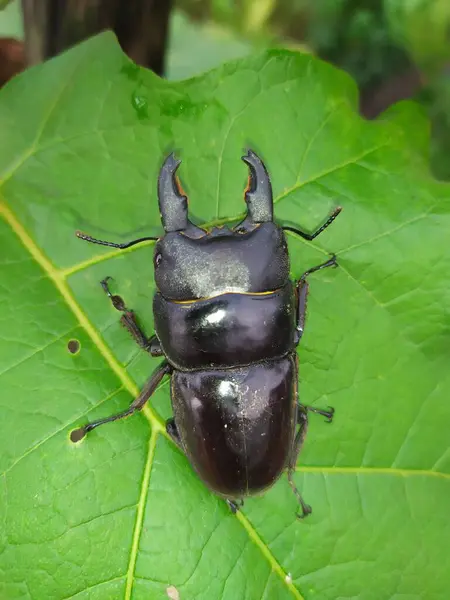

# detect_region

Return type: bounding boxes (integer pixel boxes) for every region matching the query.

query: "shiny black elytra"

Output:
[72,150,341,518]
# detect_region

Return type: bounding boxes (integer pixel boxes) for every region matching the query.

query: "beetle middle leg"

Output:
[100,276,163,356]
[295,255,338,342]
[303,404,334,422]
[70,361,172,442]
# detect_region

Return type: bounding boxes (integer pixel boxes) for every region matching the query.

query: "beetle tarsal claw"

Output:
[75,230,91,241]
[296,504,312,520]
[324,406,335,423]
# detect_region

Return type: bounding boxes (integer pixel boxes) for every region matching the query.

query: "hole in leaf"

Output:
[70,428,86,443]
[67,339,80,354]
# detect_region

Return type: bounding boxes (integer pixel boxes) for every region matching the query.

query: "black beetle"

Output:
[72,150,341,517]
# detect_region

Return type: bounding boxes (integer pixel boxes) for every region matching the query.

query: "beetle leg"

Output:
[295,278,309,343]
[226,498,244,514]
[166,418,183,449]
[295,255,338,343]
[303,404,334,423]
[70,361,172,442]
[299,254,338,279]
[100,277,163,356]
[287,406,312,519]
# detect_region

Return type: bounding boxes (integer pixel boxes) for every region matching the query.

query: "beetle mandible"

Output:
[72,150,341,518]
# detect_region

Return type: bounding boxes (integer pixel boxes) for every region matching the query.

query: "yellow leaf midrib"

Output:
[0,200,166,434]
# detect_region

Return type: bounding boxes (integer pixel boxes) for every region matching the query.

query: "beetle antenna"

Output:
[283,207,342,241]
[76,230,158,249]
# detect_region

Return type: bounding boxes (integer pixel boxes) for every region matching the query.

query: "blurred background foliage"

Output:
[1,0,449,179]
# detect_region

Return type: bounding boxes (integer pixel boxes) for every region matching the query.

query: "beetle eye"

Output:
[154,253,162,267]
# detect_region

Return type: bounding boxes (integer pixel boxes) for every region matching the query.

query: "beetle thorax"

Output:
[154,223,290,301]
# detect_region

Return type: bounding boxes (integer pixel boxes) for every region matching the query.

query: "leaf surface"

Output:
[1,32,449,600]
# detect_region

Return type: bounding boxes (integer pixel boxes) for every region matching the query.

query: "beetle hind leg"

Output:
[288,476,312,520]
[166,418,183,449]
[226,498,244,514]
[287,406,312,519]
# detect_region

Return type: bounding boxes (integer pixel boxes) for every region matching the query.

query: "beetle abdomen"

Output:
[154,282,296,370]
[171,355,297,498]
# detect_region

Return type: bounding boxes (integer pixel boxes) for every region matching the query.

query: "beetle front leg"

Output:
[295,255,338,343]
[70,361,172,441]
[100,277,163,356]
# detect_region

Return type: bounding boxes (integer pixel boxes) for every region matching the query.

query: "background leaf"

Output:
[1,32,450,600]
[384,0,450,72]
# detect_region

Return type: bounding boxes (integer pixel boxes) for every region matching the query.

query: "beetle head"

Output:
[154,150,290,301]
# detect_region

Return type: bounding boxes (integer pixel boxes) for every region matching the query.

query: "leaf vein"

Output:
[235,511,304,600]
[274,142,389,206]
[338,200,440,256]
[295,466,450,480]
[124,428,158,599]
[1,43,90,184]
[1,386,124,477]
[0,200,165,435]
[295,101,346,184]
[60,575,126,600]
[0,324,80,378]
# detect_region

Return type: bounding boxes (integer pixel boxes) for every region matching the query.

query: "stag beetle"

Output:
[71,150,341,518]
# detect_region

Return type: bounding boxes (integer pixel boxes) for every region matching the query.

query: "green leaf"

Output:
[1,32,450,600]
[167,11,252,81]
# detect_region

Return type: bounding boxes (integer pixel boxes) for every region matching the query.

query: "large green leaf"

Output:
[1,32,449,600]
